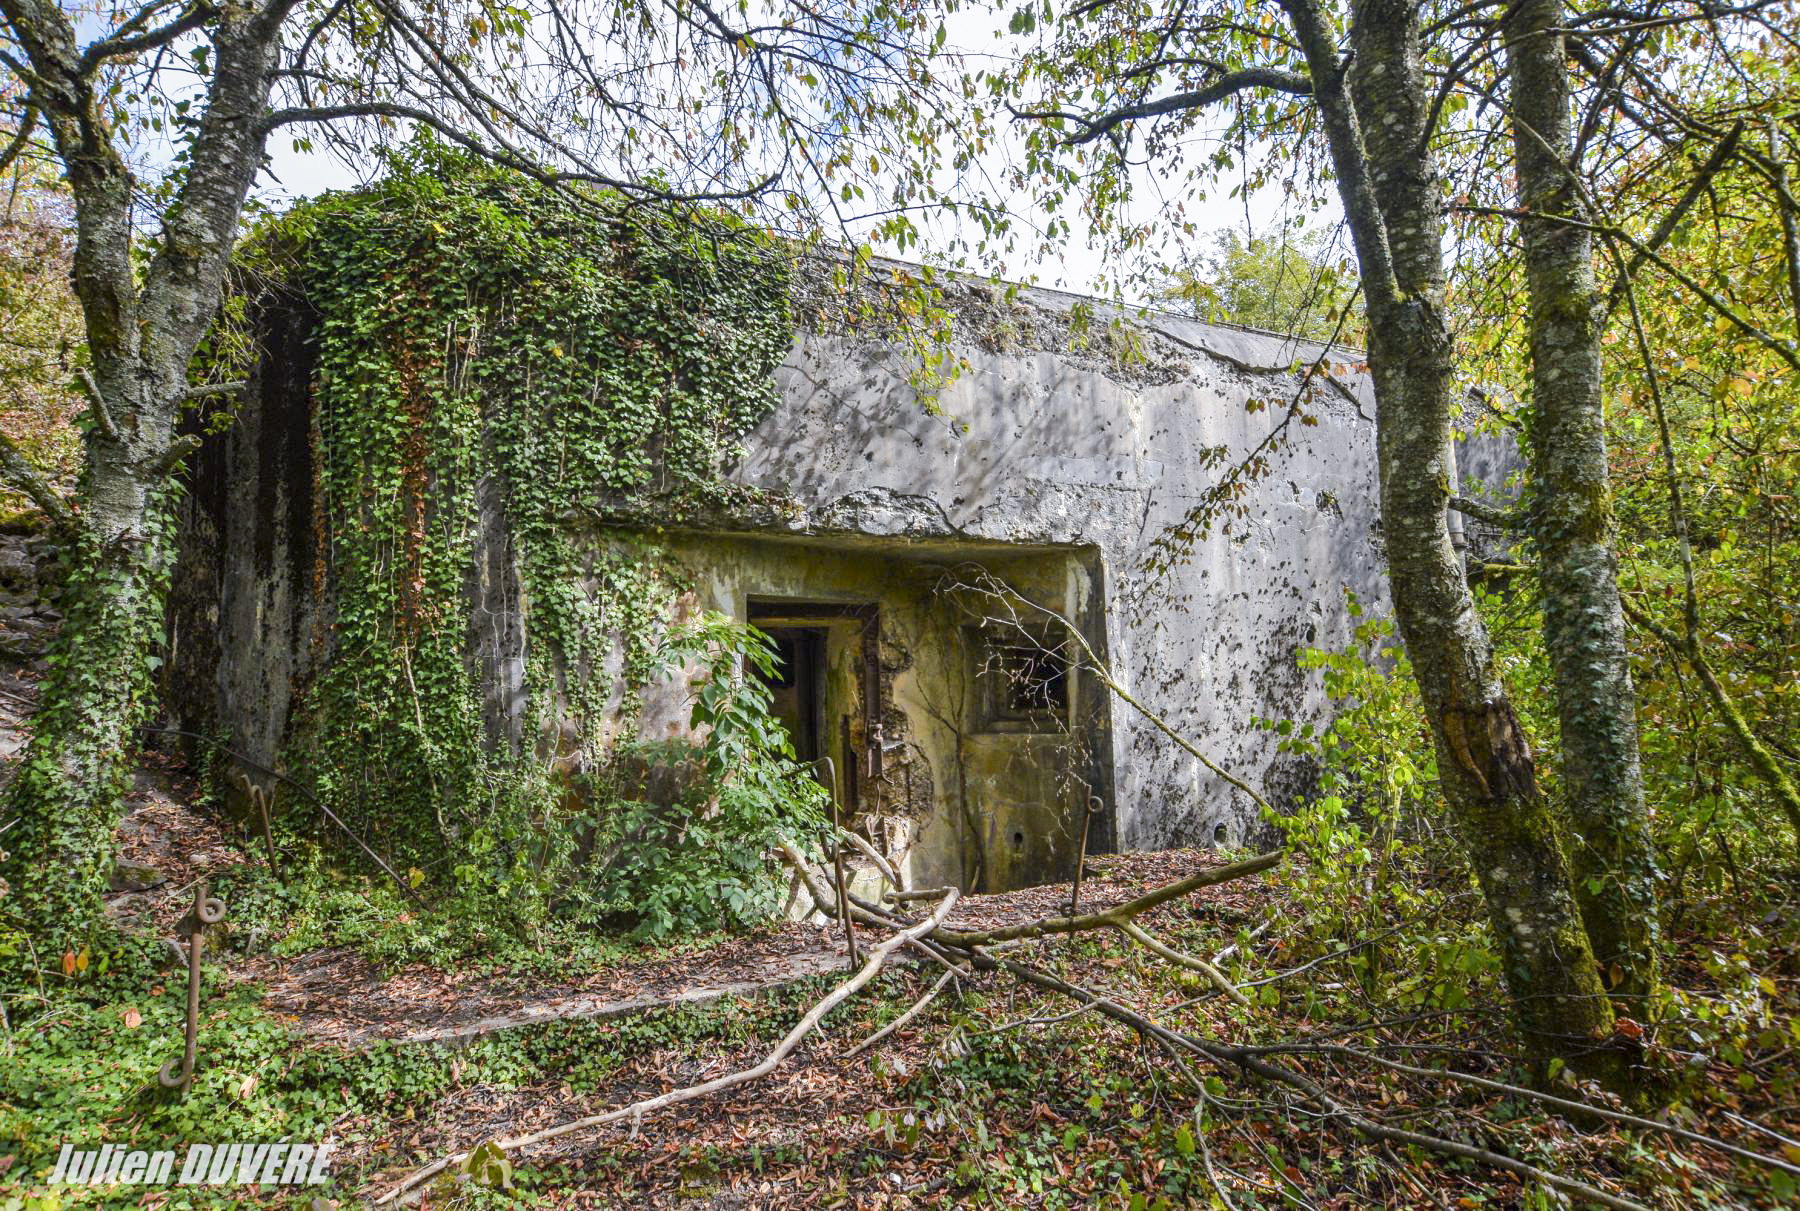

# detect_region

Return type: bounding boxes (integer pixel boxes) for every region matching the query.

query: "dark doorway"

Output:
[748,598,880,810]
[758,626,824,763]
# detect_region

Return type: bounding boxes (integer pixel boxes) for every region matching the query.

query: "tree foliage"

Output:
[1452,25,1800,884]
[0,0,965,966]
[0,158,82,516]
[969,0,1796,1081]
[1158,226,1362,343]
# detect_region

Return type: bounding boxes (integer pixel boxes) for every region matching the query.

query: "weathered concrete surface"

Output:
[169,269,1514,889]
[168,295,323,818]
[628,531,1112,892]
[716,284,1390,856]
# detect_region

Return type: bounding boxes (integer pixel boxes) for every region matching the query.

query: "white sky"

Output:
[255,124,1334,303]
[64,3,1337,303]
[239,7,1340,302]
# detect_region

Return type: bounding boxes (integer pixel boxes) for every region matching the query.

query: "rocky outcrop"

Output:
[0,527,61,665]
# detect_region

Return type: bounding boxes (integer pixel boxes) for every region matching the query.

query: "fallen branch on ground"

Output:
[782,844,1712,1211]
[837,828,905,891]
[372,885,960,1205]
[933,849,1282,949]
[848,967,958,1057]
[980,953,1655,1211]
[374,842,1780,1210]
[1242,1040,1800,1179]
[1114,918,1250,1008]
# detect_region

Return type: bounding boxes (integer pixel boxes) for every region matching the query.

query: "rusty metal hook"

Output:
[234,772,282,883]
[159,880,225,1093]
[810,755,860,970]
[1068,794,1105,916]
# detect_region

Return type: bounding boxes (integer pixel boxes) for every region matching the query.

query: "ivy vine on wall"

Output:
[246,145,799,930]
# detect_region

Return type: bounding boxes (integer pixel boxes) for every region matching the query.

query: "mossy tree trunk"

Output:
[1279,0,1618,1072]
[1503,0,1661,1004]
[2,482,177,965]
[0,0,283,968]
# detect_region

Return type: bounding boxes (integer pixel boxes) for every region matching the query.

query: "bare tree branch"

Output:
[1017,67,1312,146]
[374,884,962,1205]
[1448,494,1522,528]
[74,368,119,442]
[0,427,73,532]
[1602,121,1743,317]
[79,2,218,72]
[0,104,39,175]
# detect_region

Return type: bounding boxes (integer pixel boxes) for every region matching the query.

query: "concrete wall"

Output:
[631,532,1110,892]
[716,285,1389,855]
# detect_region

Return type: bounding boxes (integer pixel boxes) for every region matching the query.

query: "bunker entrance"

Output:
[759,626,825,764]
[747,600,882,812]
[646,534,1117,894]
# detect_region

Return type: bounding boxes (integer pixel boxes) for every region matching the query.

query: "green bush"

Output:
[585,613,830,938]
[212,613,827,964]
[1256,594,1500,1010]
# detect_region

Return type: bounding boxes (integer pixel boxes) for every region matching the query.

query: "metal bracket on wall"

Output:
[841,714,859,812]
[861,614,882,781]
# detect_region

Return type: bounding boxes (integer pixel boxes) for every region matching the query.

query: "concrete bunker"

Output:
[167,175,1432,911]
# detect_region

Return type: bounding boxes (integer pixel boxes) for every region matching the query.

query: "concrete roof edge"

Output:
[795,249,1370,364]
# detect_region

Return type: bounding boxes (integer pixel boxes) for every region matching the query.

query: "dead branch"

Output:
[373,885,961,1205]
[980,954,1654,1211]
[74,369,121,444]
[935,849,1281,949]
[381,824,1780,1211]
[1114,919,1251,1008]
[942,569,1279,818]
[144,433,204,478]
[837,827,904,892]
[887,886,955,903]
[180,380,247,402]
[0,428,74,534]
[1447,494,1523,529]
[785,841,1693,1210]
[1251,1042,1800,1178]
[782,841,1275,995]
[986,998,1100,1035]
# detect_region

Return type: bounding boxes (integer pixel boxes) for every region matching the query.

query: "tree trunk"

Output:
[1279,0,1619,1074]
[2,465,176,963]
[1504,0,1661,1004]
[0,0,282,969]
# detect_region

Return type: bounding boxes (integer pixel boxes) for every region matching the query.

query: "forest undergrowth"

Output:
[3,597,1796,1211]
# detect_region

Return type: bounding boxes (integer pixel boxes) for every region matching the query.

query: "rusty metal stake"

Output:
[159,880,225,1094]
[813,754,859,970]
[1068,794,1104,916]
[236,772,281,883]
[137,726,423,905]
